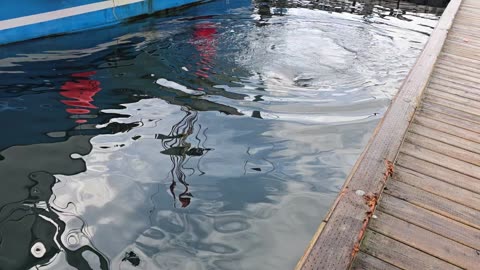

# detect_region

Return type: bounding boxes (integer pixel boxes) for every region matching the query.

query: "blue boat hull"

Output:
[0,0,202,45]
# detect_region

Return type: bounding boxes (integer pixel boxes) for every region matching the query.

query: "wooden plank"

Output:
[296,1,464,268]
[385,179,480,230]
[401,142,480,179]
[435,63,480,83]
[360,230,461,270]
[404,132,480,165]
[413,115,480,143]
[429,76,480,95]
[350,252,401,270]
[430,75,480,91]
[369,211,480,269]
[443,44,480,59]
[419,102,480,128]
[394,166,480,210]
[428,82,480,102]
[431,71,480,91]
[446,28,480,44]
[378,194,480,250]
[409,123,480,154]
[440,51,480,66]
[434,65,480,85]
[445,38,480,51]
[446,37,480,49]
[428,82,480,99]
[423,94,480,118]
[434,59,480,80]
[397,154,480,194]
[426,89,480,109]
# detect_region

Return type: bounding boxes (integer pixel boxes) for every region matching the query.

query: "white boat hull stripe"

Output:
[0,0,144,31]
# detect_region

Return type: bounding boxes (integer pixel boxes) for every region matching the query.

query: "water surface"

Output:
[0,1,438,269]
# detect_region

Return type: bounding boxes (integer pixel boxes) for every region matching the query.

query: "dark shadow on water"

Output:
[0,136,109,269]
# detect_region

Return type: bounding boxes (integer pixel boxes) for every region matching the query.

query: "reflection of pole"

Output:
[362,0,374,15]
[160,108,211,208]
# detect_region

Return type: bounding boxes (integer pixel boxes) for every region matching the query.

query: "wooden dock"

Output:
[296,0,480,269]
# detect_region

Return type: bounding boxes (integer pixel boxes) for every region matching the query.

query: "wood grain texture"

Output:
[384,179,480,230]
[350,252,401,270]
[396,153,480,194]
[393,166,480,211]
[408,123,480,154]
[404,132,480,165]
[360,230,461,270]
[401,142,480,178]
[369,212,480,269]
[378,194,480,250]
[419,103,480,128]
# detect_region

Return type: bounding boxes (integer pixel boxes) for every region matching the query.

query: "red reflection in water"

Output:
[60,71,101,123]
[190,22,217,80]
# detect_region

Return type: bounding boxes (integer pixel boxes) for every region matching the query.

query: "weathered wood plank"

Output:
[443,43,480,58]
[350,252,401,270]
[360,230,462,270]
[434,65,480,85]
[401,142,480,178]
[447,36,480,47]
[413,115,480,143]
[431,71,480,91]
[419,103,480,128]
[426,89,480,110]
[397,154,480,194]
[369,211,480,269]
[434,59,480,80]
[378,194,480,250]
[435,63,480,81]
[394,166,480,210]
[436,63,480,82]
[428,83,480,102]
[429,76,480,94]
[385,179,480,230]
[409,123,480,154]
[423,94,480,118]
[404,132,480,165]
[440,51,480,66]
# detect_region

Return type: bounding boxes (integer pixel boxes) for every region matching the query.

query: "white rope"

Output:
[111,0,120,20]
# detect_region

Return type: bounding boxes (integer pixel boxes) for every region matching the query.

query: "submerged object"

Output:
[0,0,203,45]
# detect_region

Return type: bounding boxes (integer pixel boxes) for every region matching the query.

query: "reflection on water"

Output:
[0,0,440,269]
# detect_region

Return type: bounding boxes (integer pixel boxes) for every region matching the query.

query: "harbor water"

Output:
[0,1,439,269]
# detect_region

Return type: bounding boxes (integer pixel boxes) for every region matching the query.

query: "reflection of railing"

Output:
[158,107,211,208]
[255,0,448,16]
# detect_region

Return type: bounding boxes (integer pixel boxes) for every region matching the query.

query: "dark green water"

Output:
[0,1,438,269]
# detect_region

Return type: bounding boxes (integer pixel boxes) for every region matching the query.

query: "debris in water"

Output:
[122,251,140,267]
[156,78,204,96]
[182,66,189,71]
[31,242,46,258]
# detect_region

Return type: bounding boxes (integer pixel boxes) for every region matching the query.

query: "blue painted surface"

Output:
[0,0,103,20]
[0,0,202,45]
